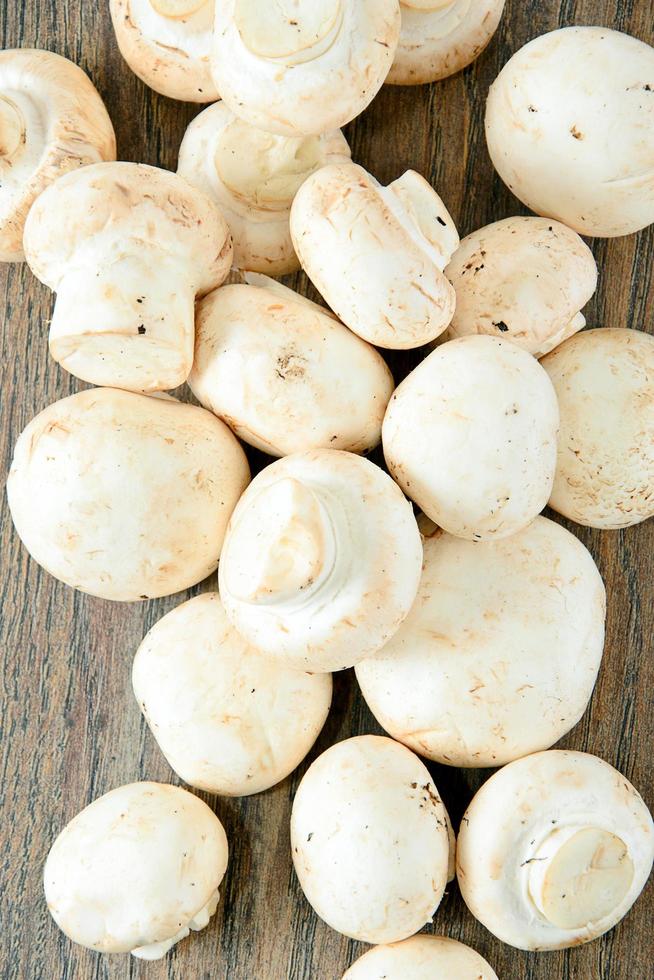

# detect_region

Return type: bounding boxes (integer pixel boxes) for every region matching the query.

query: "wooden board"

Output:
[1,2,652,978]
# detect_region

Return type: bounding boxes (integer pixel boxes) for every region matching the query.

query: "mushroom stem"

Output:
[233,0,345,65]
[48,256,196,392]
[385,170,459,269]
[403,0,457,10]
[0,95,25,165]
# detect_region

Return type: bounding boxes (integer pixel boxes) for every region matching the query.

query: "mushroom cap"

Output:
[177,102,351,275]
[456,750,654,950]
[356,515,606,767]
[218,449,423,672]
[44,782,228,958]
[485,27,654,238]
[388,0,506,86]
[110,0,218,102]
[443,216,598,357]
[0,49,115,262]
[6,388,250,601]
[541,327,654,529]
[342,935,499,979]
[211,0,401,136]
[382,335,559,540]
[291,163,458,349]
[189,276,394,456]
[133,593,332,796]
[291,735,451,944]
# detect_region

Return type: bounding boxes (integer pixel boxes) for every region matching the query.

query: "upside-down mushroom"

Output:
[189,275,394,456]
[291,163,459,349]
[23,162,232,392]
[6,388,249,601]
[44,782,228,959]
[0,49,115,263]
[485,27,654,238]
[383,335,559,540]
[291,736,452,944]
[342,935,498,979]
[457,750,654,950]
[110,0,218,102]
[133,593,332,796]
[210,0,401,137]
[443,216,598,357]
[218,449,423,673]
[177,102,351,275]
[388,0,506,86]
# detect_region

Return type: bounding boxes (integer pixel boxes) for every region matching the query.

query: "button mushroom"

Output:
[342,935,499,979]
[443,216,598,357]
[290,163,459,349]
[218,449,423,673]
[486,27,654,238]
[291,735,452,944]
[457,750,654,950]
[133,593,332,796]
[388,0,506,86]
[44,781,228,959]
[189,274,394,457]
[210,0,401,137]
[7,388,250,601]
[541,327,654,529]
[177,102,351,275]
[356,515,606,767]
[110,0,218,102]
[22,161,232,392]
[382,335,559,540]
[0,49,115,263]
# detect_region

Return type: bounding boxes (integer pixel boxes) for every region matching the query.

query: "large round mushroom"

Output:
[342,935,498,979]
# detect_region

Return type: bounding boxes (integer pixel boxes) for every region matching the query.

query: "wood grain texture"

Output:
[0,1,652,978]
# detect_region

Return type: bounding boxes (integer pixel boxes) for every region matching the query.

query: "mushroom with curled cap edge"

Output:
[342,934,499,980]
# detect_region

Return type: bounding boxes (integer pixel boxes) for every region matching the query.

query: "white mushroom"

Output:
[541,327,654,529]
[457,750,654,950]
[486,27,654,238]
[0,49,115,263]
[382,335,559,540]
[189,275,394,457]
[177,102,351,275]
[110,0,218,102]
[388,0,506,86]
[22,161,232,392]
[342,935,499,980]
[291,736,451,943]
[44,782,228,959]
[443,216,598,357]
[356,515,606,767]
[291,163,459,349]
[7,388,250,601]
[133,592,332,796]
[218,449,423,673]
[210,0,401,137]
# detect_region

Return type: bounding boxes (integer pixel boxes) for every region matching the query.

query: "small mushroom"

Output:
[457,750,654,950]
[23,161,232,392]
[7,388,250,601]
[382,335,559,540]
[177,102,351,275]
[486,27,654,238]
[356,515,606,767]
[443,216,598,357]
[218,449,423,673]
[44,782,228,959]
[189,274,394,456]
[0,49,115,262]
[291,736,452,943]
[541,327,654,529]
[110,0,218,102]
[290,163,459,349]
[388,0,506,86]
[342,935,499,979]
[133,593,332,796]
[210,0,401,137]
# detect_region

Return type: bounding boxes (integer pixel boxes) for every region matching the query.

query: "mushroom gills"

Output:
[131,887,221,960]
[233,0,344,65]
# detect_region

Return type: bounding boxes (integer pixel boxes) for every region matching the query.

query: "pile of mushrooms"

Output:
[1,0,652,972]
